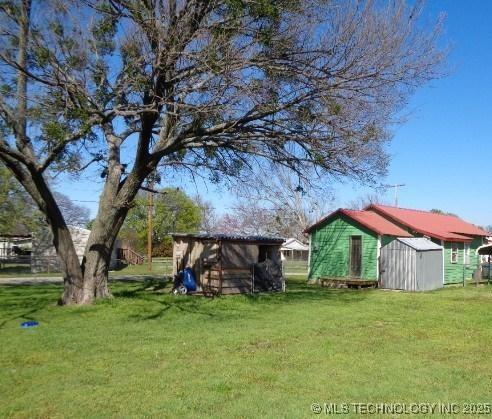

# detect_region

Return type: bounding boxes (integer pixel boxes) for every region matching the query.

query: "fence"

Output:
[149,257,173,271]
[0,255,48,276]
[0,255,306,278]
[0,255,61,275]
[283,259,308,276]
[117,257,173,275]
[482,263,492,282]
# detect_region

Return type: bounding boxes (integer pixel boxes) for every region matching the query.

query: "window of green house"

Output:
[464,243,470,265]
[451,243,458,263]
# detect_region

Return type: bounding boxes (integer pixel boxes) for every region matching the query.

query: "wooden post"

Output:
[147,181,154,271]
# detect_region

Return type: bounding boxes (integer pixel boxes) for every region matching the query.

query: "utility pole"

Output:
[383,184,405,207]
[147,178,155,271]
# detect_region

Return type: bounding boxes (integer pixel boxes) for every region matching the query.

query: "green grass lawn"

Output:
[283,259,308,275]
[1,278,492,418]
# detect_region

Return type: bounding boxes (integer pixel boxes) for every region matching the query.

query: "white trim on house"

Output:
[376,235,381,280]
[441,240,445,284]
[450,242,458,264]
[464,243,470,265]
[307,234,311,277]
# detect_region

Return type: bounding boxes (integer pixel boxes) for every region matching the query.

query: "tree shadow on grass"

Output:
[0,277,374,326]
[0,284,60,328]
[110,277,373,321]
[111,277,172,298]
[112,278,222,320]
[128,296,219,321]
[245,279,374,306]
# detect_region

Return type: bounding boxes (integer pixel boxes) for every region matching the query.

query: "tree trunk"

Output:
[55,225,86,305]
[82,248,113,300]
[25,173,85,305]
[80,202,130,303]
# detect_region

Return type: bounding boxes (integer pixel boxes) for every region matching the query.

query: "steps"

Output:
[118,247,145,265]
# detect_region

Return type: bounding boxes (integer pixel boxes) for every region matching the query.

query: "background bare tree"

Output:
[429,208,458,217]
[216,201,279,236]
[347,192,389,210]
[229,165,334,239]
[0,0,445,304]
[0,163,90,233]
[193,195,219,234]
[53,193,91,228]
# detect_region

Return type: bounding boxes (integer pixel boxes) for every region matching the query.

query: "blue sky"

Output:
[331,1,492,226]
[56,1,492,227]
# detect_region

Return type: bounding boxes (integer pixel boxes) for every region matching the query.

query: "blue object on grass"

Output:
[182,267,197,292]
[21,321,39,328]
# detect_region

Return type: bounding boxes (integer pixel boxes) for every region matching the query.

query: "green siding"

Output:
[381,236,396,247]
[308,211,484,285]
[309,215,378,281]
[443,238,483,284]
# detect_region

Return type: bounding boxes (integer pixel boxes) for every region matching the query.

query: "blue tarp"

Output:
[182,267,197,292]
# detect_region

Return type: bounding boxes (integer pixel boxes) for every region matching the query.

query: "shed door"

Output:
[349,236,362,277]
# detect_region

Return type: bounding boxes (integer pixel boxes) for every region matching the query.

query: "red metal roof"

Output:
[304,208,412,237]
[366,204,490,242]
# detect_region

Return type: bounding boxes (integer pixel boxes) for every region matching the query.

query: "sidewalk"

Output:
[0,274,167,285]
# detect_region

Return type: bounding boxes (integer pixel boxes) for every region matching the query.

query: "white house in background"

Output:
[280,237,309,261]
[31,226,121,273]
[0,234,32,258]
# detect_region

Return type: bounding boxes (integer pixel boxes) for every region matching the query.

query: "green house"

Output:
[306,205,489,285]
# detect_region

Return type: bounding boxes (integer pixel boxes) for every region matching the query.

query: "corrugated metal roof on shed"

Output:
[397,237,443,251]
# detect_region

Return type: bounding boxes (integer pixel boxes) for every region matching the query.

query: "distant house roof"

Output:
[281,238,309,251]
[172,233,284,244]
[397,237,443,251]
[304,208,412,237]
[366,205,489,242]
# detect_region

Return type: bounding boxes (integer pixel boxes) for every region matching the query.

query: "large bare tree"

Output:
[0,0,444,304]
[232,165,335,238]
[216,201,278,236]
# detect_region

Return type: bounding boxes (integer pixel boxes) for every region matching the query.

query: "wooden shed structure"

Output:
[172,233,285,295]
